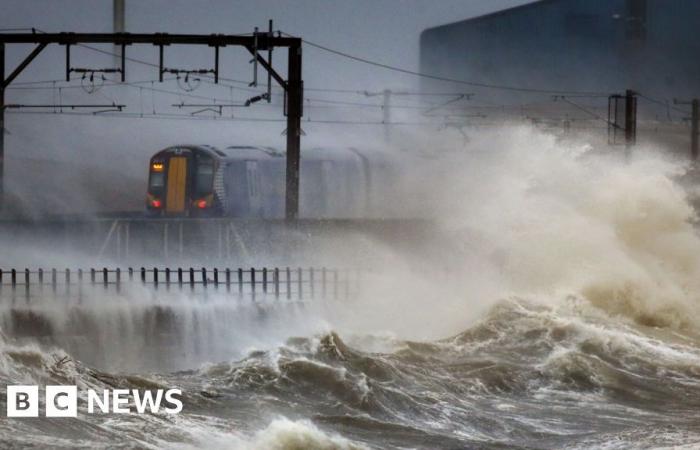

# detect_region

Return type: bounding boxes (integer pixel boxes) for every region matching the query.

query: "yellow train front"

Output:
[146,144,384,218]
[146,145,221,217]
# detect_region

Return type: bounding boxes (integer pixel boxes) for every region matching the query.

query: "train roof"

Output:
[153,145,380,162]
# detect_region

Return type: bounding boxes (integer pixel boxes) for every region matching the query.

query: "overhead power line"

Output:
[554,96,616,128]
[638,93,686,115]
[5,109,442,126]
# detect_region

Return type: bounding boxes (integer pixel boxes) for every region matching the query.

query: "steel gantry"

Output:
[0,30,304,219]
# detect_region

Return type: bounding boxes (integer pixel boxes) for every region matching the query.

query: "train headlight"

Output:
[151,162,164,172]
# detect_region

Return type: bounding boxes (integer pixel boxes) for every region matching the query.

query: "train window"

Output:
[150,172,165,188]
[196,159,214,194]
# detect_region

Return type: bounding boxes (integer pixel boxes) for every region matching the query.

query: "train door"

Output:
[166,157,188,213]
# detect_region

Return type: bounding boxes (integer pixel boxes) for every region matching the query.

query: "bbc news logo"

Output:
[6,385,183,417]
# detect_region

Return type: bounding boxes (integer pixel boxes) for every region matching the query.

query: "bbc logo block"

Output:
[7,386,38,417]
[7,385,77,417]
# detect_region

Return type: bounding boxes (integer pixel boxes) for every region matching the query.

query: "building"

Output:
[420,0,700,101]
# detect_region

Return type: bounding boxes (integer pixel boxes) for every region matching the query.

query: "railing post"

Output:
[309,267,314,299]
[238,268,243,295]
[201,267,207,287]
[38,268,43,287]
[65,269,70,293]
[344,269,350,301]
[333,269,338,300]
[297,267,303,300]
[77,268,82,300]
[178,268,183,287]
[214,268,219,287]
[165,267,171,289]
[116,268,121,293]
[262,267,267,294]
[128,267,133,281]
[274,267,279,300]
[141,267,146,284]
[189,267,195,290]
[286,267,291,300]
[91,268,96,285]
[24,269,30,299]
[51,268,56,293]
[250,268,256,296]
[225,268,231,292]
[103,267,108,288]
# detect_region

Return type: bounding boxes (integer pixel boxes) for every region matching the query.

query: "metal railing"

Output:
[0,267,360,302]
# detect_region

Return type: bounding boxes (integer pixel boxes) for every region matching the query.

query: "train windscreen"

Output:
[195,158,214,194]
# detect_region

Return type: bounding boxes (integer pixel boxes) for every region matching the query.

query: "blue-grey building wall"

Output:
[420,0,700,100]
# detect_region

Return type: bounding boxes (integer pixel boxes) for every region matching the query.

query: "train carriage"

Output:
[146,145,377,218]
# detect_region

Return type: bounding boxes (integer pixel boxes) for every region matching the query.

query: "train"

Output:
[146,145,394,218]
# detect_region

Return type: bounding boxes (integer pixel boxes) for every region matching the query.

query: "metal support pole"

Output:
[214,45,219,83]
[0,42,5,209]
[267,19,273,102]
[158,45,164,82]
[625,89,637,157]
[285,43,303,220]
[65,44,70,81]
[692,99,699,162]
[113,0,125,70]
